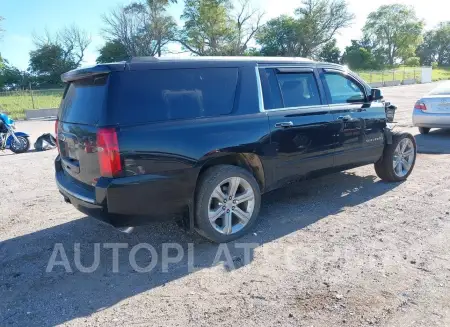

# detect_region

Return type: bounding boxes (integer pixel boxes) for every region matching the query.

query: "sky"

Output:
[0,0,448,70]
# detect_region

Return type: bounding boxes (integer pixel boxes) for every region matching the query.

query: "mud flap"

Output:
[384,128,393,145]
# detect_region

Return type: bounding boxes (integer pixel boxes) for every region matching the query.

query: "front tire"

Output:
[10,136,30,154]
[418,127,430,134]
[375,132,417,182]
[195,165,261,243]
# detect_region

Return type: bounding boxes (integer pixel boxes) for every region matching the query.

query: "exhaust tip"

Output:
[117,226,134,234]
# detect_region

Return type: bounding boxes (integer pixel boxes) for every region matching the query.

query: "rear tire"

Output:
[418,127,430,135]
[375,132,417,182]
[195,165,261,243]
[10,136,30,154]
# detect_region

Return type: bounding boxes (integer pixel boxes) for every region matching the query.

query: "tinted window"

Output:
[109,68,238,124]
[259,68,283,109]
[277,73,321,108]
[324,73,365,104]
[59,75,108,124]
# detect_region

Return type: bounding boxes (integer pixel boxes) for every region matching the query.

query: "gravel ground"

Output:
[1,83,450,327]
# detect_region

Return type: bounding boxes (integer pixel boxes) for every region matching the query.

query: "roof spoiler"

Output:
[61,65,114,83]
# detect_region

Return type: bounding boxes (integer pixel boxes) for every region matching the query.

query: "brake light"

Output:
[97,128,122,177]
[414,101,427,111]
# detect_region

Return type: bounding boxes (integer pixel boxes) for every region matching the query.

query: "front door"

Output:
[319,70,386,167]
[258,67,338,185]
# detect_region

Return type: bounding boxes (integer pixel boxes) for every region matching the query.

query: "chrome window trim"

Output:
[256,65,326,113]
[255,66,265,113]
[258,64,314,69]
[263,105,329,113]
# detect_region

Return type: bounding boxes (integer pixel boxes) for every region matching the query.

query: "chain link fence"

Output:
[355,67,422,85]
[0,89,64,119]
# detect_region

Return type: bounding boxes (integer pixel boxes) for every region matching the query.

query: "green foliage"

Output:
[432,62,439,69]
[416,22,450,66]
[103,1,177,57]
[318,39,341,63]
[29,44,77,87]
[363,4,424,66]
[0,63,24,89]
[256,16,301,56]
[97,40,129,63]
[404,57,420,67]
[179,0,236,55]
[341,40,381,70]
[256,0,353,58]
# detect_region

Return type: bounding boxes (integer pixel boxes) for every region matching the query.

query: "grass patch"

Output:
[432,67,450,81]
[0,89,63,119]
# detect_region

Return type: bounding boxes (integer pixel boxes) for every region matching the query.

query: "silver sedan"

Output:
[413,82,450,134]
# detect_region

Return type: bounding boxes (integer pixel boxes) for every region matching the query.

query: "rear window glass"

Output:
[109,68,239,124]
[59,75,108,124]
[429,82,450,95]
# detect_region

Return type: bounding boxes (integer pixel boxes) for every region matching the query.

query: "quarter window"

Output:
[323,73,365,104]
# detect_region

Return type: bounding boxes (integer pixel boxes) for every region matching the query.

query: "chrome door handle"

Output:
[275,121,294,128]
[337,115,352,121]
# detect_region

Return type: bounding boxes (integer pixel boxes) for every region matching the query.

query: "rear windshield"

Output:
[59,75,108,125]
[429,82,450,95]
[108,68,239,125]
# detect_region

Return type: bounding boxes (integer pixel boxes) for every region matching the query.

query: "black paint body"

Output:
[55,58,387,227]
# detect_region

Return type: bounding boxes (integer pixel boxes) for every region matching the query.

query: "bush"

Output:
[432,62,439,69]
[404,57,420,67]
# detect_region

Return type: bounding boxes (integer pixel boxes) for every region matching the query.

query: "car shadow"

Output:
[0,171,400,326]
[415,128,450,154]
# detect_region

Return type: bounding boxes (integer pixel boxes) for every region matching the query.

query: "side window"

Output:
[110,68,239,124]
[276,73,321,108]
[323,73,366,104]
[259,68,283,110]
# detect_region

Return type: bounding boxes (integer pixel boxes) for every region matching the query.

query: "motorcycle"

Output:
[0,113,31,154]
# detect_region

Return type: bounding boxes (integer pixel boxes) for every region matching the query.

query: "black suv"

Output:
[55,57,417,243]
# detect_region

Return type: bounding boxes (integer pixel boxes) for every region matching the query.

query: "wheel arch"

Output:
[197,153,266,192]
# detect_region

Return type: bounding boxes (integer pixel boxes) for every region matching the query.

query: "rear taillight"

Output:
[414,101,427,111]
[55,119,59,151]
[97,127,122,177]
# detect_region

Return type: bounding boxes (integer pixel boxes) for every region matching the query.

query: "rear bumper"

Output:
[413,109,450,128]
[55,156,192,227]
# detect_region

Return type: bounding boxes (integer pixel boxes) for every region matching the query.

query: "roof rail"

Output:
[128,57,160,63]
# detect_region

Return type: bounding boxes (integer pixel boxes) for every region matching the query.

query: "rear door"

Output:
[319,69,386,166]
[57,74,108,186]
[259,67,338,184]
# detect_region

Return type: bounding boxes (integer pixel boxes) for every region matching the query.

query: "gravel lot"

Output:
[1,83,450,327]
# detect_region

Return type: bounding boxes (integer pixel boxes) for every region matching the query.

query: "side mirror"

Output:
[370,88,383,101]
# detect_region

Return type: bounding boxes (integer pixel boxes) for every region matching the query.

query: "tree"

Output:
[179,0,236,55]
[318,38,340,63]
[178,0,263,56]
[97,40,129,63]
[29,44,76,87]
[256,16,301,56]
[256,0,354,58]
[0,63,27,90]
[103,0,177,57]
[29,25,91,87]
[404,57,420,67]
[416,22,450,66]
[341,41,373,70]
[34,25,91,67]
[363,4,424,66]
